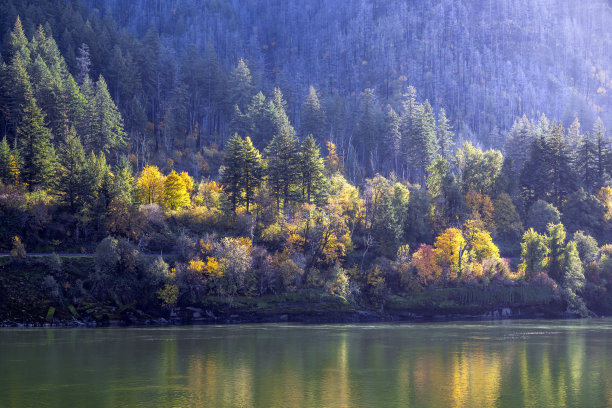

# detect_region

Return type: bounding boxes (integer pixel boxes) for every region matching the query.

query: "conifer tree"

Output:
[265,127,300,209]
[228,58,255,112]
[0,136,11,183]
[18,93,57,189]
[593,118,610,189]
[221,134,264,213]
[563,241,585,293]
[57,127,85,209]
[519,228,549,279]
[8,17,29,63]
[547,223,567,283]
[384,105,401,175]
[410,100,438,183]
[299,135,327,204]
[240,136,264,213]
[437,108,454,160]
[301,86,327,143]
[221,133,244,212]
[92,75,127,155]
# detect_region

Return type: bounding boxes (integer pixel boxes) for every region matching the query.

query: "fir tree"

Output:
[228,58,255,112]
[265,127,300,209]
[0,136,11,183]
[240,136,264,213]
[57,127,85,209]
[437,108,454,160]
[299,135,327,204]
[563,241,585,293]
[383,105,401,175]
[301,86,327,143]
[18,93,57,190]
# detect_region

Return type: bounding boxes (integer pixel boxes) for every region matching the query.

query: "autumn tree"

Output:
[136,165,165,205]
[163,170,191,210]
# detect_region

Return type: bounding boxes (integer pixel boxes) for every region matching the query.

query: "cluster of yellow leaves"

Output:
[135,165,193,210]
[598,186,612,221]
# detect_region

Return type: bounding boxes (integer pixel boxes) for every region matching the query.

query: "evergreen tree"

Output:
[57,127,85,209]
[228,58,255,113]
[410,100,438,183]
[8,17,29,63]
[0,136,11,183]
[301,86,327,143]
[519,228,549,279]
[221,134,264,213]
[436,108,454,160]
[545,123,575,209]
[18,93,56,189]
[593,118,610,189]
[383,105,401,175]
[299,135,327,204]
[563,241,586,293]
[547,223,567,283]
[504,115,534,172]
[240,136,264,213]
[577,131,597,192]
[265,128,300,209]
[92,75,127,155]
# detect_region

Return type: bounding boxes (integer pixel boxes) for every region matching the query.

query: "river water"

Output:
[1,319,612,407]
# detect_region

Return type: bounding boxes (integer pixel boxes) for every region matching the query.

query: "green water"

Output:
[1,320,612,408]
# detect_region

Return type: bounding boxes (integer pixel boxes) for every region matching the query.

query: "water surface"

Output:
[2,319,612,407]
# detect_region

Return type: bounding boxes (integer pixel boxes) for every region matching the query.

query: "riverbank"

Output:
[0,256,590,328]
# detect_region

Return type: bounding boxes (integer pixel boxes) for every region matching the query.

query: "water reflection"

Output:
[1,321,612,407]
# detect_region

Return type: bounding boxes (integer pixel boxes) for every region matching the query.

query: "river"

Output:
[1,319,611,407]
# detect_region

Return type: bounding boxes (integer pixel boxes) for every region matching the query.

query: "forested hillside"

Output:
[1,0,612,323]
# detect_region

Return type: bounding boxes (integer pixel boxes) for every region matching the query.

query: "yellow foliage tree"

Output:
[597,186,612,221]
[136,165,165,205]
[163,170,191,210]
[180,171,194,193]
[433,227,467,280]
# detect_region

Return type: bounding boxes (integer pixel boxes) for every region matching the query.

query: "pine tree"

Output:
[547,223,567,283]
[383,105,401,175]
[222,134,245,212]
[299,135,327,204]
[545,123,575,209]
[577,131,597,192]
[8,17,29,63]
[355,88,380,174]
[519,228,549,279]
[0,136,11,183]
[563,241,585,293]
[57,127,85,209]
[228,58,255,112]
[240,136,264,213]
[265,127,300,209]
[221,134,264,213]
[18,93,57,190]
[410,100,438,183]
[92,75,127,155]
[593,118,610,189]
[75,43,91,85]
[437,108,454,159]
[301,86,327,143]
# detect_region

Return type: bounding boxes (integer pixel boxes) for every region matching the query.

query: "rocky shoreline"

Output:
[0,305,584,328]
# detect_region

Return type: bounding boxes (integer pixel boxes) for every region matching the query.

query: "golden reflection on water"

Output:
[1,323,611,407]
